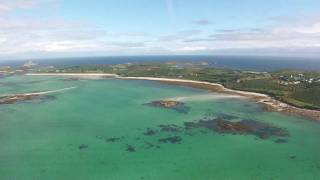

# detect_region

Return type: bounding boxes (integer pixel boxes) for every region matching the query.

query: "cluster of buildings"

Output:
[0,61,37,75]
[278,73,320,85]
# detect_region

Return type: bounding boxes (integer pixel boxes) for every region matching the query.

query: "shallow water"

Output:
[0,75,320,180]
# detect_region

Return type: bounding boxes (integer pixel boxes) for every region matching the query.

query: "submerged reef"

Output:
[144,142,160,149]
[215,113,239,120]
[106,137,123,142]
[143,128,158,136]
[62,77,81,81]
[144,100,190,114]
[78,144,88,150]
[99,113,289,153]
[126,144,136,152]
[274,138,288,143]
[159,136,182,144]
[184,118,289,139]
[159,124,182,132]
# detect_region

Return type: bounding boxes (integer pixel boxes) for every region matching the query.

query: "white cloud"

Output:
[158,30,202,41]
[0,0,56,14]
[0,0,155,59]
[177,46,209,52]
[180,14,320,56]
[151,14,320,56]
[194,19,212,25]
[2,1,320,59]
[0,18,107,54]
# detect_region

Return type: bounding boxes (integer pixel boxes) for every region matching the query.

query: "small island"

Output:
[149,100,181,108]
[145,100,190,114]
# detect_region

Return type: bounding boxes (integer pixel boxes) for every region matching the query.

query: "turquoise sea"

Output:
[1,75,320,180]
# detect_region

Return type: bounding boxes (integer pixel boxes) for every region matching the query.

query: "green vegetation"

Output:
[43,62,320,110]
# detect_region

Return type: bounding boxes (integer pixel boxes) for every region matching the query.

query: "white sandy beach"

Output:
[26,73,119,78]
[26,73,268,97]
[120,76,268,97]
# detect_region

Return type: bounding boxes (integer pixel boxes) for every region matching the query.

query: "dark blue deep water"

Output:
[1,55,320,71]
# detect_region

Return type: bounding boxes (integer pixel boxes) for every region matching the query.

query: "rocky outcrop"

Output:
[154,100,180,107]
[0,94,40,104]
[145,100,190,114]
[0,94,54,105]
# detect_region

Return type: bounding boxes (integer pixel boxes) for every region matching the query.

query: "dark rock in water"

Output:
[144,100,190,114]
[98,161,106,165]
[39,95,56,102]
[145,142,160,149]
[62,77,80,81]
[204,109,216,117]
[199,130,208,134]
[275,139,288,143]
[184,121,197,130]
[106,137,123,142]
[78,144,88,150]
[183,118,288,139]
[184,132,195,136]
[289,155,296,159]
[143,128,158,136]
[159,124,182,132]
[126,144,135,152]
[29,80,44,84]
[215,113,239,120]
[96,135,104,139]
[159,136,182,144]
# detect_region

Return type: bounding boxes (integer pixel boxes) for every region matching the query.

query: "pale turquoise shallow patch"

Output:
[0,75,320,180]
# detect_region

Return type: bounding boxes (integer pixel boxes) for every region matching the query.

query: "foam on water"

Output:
[0,86,77,97]
[27,86,77,95]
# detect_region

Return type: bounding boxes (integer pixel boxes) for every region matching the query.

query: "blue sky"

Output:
[1,0,320,59]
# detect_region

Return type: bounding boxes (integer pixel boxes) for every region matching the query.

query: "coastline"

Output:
[25,73,320,121]
[26,73,119,78]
